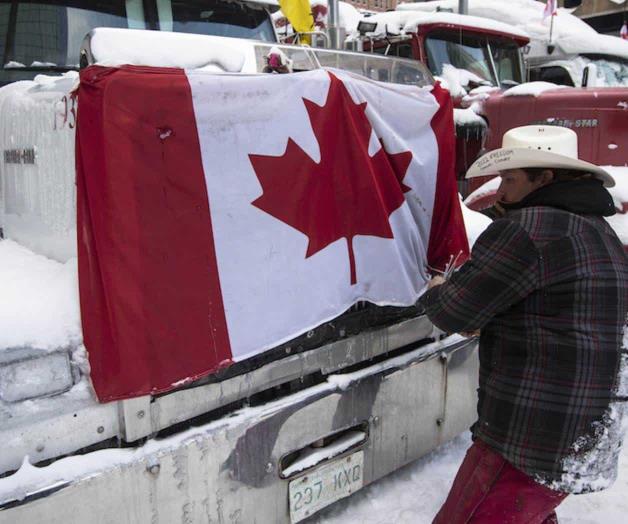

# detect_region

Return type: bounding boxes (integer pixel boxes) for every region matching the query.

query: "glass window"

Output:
[1,1,139,85]
[581,54,628,87]
[165,0,275,42]
[490,41,523,85]
[425,30,495,85]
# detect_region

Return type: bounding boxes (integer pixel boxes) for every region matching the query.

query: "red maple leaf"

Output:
[250,72,412,285]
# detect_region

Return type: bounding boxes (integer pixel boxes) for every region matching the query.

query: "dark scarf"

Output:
[493,179,616,218]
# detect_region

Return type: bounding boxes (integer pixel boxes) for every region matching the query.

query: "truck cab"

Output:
[0,0,278,87]
[347,10,529,190]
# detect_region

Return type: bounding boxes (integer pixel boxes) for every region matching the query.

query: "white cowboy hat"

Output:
[466,125,615,188]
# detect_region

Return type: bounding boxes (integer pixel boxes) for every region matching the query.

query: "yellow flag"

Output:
[279,0,314,40]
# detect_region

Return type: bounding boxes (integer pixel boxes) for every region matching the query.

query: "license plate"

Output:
[288,450,364,523]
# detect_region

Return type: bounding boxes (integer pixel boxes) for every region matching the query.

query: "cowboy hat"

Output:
[466,125,615,188]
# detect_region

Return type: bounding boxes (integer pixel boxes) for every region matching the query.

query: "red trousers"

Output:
[433,439,568,524]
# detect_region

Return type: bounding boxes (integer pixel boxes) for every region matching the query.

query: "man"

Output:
[419,125,628,523]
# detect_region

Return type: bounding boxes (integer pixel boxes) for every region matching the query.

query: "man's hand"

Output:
[427,275,446,289]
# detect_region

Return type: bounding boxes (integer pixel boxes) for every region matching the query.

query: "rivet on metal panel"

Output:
[439,352,448,363]
[436,418,444,426]
[137,410,145,419]
[97,426,105,434]
[302,476,308,483]
[147,464,161,476]
[371,415,380,427]
[285,346,292,354]
[36,444,44,452]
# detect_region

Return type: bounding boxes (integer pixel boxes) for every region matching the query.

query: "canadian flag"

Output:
[543,0,557,19]
[76,66,468,401]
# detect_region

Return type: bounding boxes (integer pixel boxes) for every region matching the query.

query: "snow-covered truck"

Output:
[0,11,477,524]
[397,0,628,88]
[393,0,627,173]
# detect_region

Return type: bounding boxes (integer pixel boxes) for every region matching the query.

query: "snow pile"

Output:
[503,81,567,97]
[0,240,81,352]
[89,28,248,72]
[436,64,488,99]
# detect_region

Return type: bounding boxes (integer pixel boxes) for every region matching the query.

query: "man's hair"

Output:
[523,168,594,183]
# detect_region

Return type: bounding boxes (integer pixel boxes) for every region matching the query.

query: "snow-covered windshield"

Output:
[424,30,522,87]
[0,0,274,85]
[582,55,628,87]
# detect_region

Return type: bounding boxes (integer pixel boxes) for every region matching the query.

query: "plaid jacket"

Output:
[420,202,628,493]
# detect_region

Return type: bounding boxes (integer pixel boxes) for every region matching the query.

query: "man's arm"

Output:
[419,219,539,334]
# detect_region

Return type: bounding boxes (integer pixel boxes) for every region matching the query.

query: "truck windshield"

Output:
[425,30,523,88]
[0,1,142,85]
[0,0,275,86]
[425,31,495,85]
[581,54,628,87]
[159,0,275,42]
[490,41,522,85]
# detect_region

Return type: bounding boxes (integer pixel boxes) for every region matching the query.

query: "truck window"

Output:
[581,54,628,87]
[490,41,523,85]
[529,65,574,87]
[157,0,275,42]
[0,1,142,85]
[424,31,495,85]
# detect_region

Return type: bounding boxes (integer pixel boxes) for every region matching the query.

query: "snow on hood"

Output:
[88,28,249,72]
[352,9,528,40]
[398,0,628,61]
[503,81,567,97]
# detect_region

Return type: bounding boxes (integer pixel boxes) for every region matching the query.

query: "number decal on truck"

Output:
[54,94,77,130]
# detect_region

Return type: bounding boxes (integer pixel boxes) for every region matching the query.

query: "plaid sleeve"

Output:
[419,218,540,333]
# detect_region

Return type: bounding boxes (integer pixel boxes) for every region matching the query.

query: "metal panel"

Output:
[140,316,435,439]
[1,400,119,475]
[0,337,478,524]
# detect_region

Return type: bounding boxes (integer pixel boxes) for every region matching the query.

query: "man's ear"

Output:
[540,169,555,186]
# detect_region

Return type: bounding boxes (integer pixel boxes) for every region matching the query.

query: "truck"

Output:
[0,3,478,523]
[396,0,628,88]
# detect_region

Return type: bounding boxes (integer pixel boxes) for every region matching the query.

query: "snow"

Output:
[0,240,81,352]
[605,166,628,245]
[351,9,528,40]
[314,430,628,523]
[283,430,366,477]
[503,81,567,97]
[398,1,628,64]
[460,197,491,248]
[88,28,250,72]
